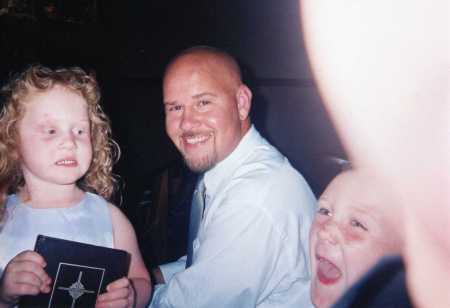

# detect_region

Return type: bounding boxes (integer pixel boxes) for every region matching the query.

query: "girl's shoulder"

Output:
[83,192,110,208]
[85,193,126,227]
[5,194,20,206]
[0,195,17,226]
[81,192,115,221]
[3,194,21,216]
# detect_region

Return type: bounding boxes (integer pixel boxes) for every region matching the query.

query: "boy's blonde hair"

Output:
[0,65,120,209]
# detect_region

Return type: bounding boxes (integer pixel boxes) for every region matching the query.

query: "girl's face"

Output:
[18,85,93,191]
[309,171,399,307]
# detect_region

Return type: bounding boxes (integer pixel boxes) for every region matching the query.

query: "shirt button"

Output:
[193,239,200,251]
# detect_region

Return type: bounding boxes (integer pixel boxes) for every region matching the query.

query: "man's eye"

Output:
[318,207,331,216]
[168,105,182,112]
[350,219,368,231]
[199,100,210,107]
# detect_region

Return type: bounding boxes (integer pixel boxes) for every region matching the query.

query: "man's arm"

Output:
[149,174,315,308]
[152,255,187,285]
[151,267,165,285]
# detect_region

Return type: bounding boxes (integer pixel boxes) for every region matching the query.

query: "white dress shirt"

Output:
[150,126,316,308]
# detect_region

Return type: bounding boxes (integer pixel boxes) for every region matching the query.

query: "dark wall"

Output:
[116,0,345,195]
[1,0,345,267]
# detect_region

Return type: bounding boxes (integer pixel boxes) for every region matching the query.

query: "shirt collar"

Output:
[203,125,261,196]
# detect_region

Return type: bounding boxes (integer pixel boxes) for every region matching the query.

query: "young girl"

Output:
[0,65,151,308]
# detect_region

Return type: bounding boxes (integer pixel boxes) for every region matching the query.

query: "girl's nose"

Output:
[60,132,77,149]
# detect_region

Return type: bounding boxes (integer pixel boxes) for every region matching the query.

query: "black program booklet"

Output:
[19,235,130,308]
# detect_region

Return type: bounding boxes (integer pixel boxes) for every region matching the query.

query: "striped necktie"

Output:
[186,177,206,268]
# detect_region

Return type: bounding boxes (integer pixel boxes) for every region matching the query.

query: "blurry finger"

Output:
[95,298,130,308]
[97,286,130,302]
[13,271,44,288]
[10,260,51,286]
[13,251,47,267]
[127,285,135,305]
[10,281,41,297]
[106,277,130,292]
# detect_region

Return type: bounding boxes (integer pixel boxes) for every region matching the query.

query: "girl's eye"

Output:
[318,207,332,216]
[350,219,368,231]
[72,127,87,135]
[47,128,56,135]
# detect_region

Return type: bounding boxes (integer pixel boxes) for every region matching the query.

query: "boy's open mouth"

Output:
[316,255,342,285]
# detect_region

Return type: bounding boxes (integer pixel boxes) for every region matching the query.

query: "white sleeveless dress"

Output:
[0,192,114,276]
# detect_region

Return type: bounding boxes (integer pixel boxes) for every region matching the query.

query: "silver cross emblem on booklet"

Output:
[57,271,96,308]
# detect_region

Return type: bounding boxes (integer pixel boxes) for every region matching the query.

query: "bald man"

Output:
[149,46,316,307]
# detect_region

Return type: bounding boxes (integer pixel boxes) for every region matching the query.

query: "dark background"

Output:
[0,0,345,268]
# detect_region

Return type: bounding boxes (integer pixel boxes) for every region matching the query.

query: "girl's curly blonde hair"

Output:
[0,65,120,211]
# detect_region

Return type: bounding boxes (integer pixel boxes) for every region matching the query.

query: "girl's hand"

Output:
[0,251,52,306]
[96,277,135,308]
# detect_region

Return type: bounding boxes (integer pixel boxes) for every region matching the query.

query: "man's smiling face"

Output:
[163,52,250,172]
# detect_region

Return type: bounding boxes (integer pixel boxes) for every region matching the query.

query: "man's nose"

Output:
[180,107,200,131]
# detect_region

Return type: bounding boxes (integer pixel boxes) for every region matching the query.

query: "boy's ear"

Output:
[236,84,252,121]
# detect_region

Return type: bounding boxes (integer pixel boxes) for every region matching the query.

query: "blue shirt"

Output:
[0,192,114,276]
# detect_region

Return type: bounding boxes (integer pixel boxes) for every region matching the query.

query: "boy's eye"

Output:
[318,207,332,216]
[350,219,368,231]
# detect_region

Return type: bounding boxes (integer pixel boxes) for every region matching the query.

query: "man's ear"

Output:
[236,84,252,121]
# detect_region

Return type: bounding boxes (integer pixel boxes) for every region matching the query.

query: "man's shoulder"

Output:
[225,147,315,209]
[235,133,290,174]
[213,130,316,214]
[236,143,309,192]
